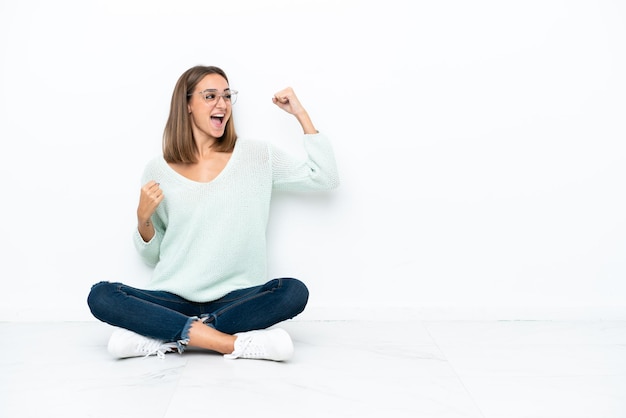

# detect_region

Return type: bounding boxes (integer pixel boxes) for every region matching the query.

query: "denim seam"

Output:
[211,279,283,319]
[117,284,199,306]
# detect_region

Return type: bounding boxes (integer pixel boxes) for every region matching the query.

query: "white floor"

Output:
[1,320,625,418]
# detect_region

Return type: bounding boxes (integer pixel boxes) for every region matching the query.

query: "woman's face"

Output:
[187,73,232,141]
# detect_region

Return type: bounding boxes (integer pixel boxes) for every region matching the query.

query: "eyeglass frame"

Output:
[187,88,238,105]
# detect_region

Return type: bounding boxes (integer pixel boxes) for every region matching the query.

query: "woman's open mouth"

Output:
[211,114,225,128]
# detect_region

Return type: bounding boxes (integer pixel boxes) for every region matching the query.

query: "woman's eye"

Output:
[204,94,216,100]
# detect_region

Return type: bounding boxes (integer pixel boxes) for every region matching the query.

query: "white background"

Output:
[1,0,625,321]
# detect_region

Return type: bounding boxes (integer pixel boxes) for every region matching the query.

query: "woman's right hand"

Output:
[137,180,163,241]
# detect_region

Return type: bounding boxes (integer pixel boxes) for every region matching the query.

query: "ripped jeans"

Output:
[87,278,309,350]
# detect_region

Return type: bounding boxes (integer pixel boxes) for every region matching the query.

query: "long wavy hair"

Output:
[162,65,238,163]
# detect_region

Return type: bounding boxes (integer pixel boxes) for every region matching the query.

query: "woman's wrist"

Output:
[295,110,317,134]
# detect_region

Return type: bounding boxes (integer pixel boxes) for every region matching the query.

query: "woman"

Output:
[87,65,339,361]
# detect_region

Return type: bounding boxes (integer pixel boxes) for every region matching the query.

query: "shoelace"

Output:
[239,337,266,359]
[225,334,255,359]
[136,340,175,359]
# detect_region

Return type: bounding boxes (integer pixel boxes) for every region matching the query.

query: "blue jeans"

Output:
[87,278,309,348]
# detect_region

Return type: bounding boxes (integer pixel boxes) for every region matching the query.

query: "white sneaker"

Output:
[107,328,177,359]
[224,328,294,361]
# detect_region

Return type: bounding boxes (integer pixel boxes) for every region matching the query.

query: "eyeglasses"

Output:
[188,89,238,105]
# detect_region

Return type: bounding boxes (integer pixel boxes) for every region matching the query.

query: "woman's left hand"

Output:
[272,87,317,134]
[272,87,306,116]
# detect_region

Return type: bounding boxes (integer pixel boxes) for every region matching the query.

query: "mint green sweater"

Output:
[133,133,339,302]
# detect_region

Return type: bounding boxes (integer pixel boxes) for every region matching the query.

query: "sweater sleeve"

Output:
[271,132,340,191]
[132,221,164,267]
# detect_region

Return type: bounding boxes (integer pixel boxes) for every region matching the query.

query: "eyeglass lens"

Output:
[202,90,237,104]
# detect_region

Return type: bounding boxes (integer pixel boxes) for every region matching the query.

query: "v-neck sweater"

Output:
[133,133,339,302]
